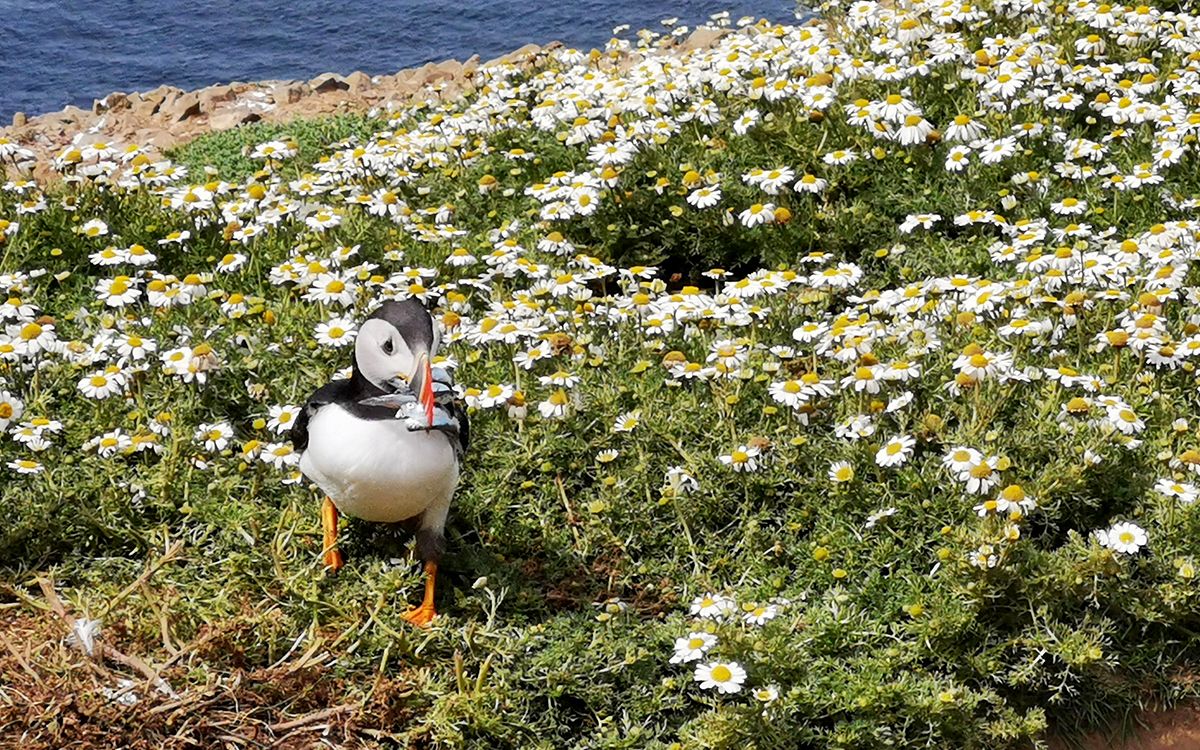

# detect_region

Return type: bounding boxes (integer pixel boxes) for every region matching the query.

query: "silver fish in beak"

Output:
[410,348,435,428]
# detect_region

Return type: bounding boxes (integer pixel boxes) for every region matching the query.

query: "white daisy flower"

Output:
[689,592,737,619]
[670,632,717,664]
[1096,521,1148,555]
[719,444,762,472]
[875,435,916,467]
[314,317,358,348]
[694,661,746,694]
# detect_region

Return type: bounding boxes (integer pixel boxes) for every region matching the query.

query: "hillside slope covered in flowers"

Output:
[3,0,1200,747]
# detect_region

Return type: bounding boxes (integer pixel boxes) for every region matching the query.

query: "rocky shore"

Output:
[0,29,728,181]
[0,44,529,179]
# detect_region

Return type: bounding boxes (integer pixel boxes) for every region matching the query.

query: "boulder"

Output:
[402,63,432,87]
[680,27,725,52]
[239,89,276,112]
[269,81,308,105]
[381,74,424,98]
[345,71,372,93]
[485,44,539,68]
[199,83,238,110]
[56,106,89,125]
[392,68,421,87]
[209,107,263,131]
[138,85,177,116]
[93,92,132,114]
[510,43,543,60]
[310,73,349,93]
[425,59,464,84]
[11,112,26,127]
[159,89,202,121]
[462,54,481,78]
[133,127,178,150]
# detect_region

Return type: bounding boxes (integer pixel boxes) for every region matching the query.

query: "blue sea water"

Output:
[0,1,799,121]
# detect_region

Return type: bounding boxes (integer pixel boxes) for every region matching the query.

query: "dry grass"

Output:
[0,586,423,749]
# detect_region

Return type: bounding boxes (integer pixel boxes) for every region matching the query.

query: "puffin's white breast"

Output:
[299,404,458,523]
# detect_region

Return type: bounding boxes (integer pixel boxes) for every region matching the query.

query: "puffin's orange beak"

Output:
[411,350,434,427]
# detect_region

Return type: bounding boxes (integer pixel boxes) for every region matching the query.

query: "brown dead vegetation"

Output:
[0,602,422,749]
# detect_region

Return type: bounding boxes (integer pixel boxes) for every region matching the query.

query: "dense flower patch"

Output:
[3,0,1200,746]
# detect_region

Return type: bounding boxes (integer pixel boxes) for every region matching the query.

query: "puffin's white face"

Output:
[356,318,415,389]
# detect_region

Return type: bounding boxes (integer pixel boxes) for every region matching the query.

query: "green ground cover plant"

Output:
[2,0,1200,747]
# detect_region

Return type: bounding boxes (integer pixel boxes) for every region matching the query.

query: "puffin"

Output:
[290,299,468,627]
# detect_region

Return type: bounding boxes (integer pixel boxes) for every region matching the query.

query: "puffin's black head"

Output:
[354,300,438,420]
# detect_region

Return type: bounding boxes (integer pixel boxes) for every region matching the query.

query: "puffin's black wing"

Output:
[290,380,352,452]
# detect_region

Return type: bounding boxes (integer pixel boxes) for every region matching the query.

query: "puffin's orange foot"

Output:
[401,604,437,628]
[323,547,344,572]
[320,496,343,573]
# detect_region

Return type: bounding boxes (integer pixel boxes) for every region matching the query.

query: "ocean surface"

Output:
[1,1,800,121]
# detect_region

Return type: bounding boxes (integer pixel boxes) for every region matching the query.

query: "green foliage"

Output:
[168,112,384,178]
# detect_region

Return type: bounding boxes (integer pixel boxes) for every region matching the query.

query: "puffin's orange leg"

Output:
[321,496,344,572]
[401,562,438,627]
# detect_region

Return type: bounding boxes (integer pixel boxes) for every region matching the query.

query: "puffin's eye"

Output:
[382,338,394,355]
